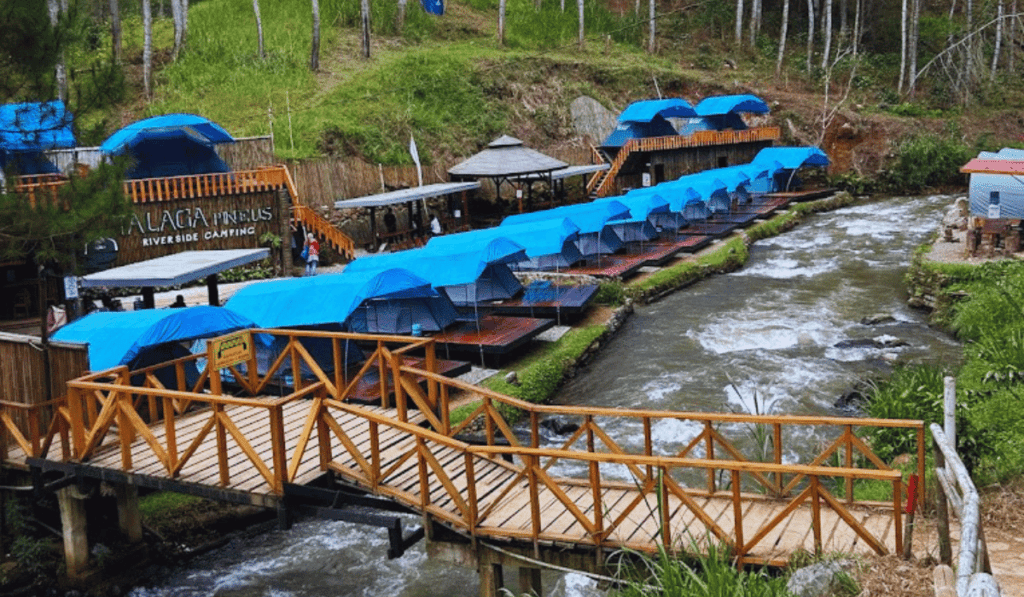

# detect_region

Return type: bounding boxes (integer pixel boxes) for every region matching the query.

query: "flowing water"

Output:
[128,194,961,597]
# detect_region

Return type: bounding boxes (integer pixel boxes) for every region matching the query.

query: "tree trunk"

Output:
[1010,0,1017,72]
[397,0,406,33]
[498,0,506,45]
[735,0,744,46]
[806,0,815,71]
[578,0,585,48]
[361,0,371,57]
[898,0,907,94]
[171,0,184,60]
[109,0,122,63]
[776,0,791,76]
[991,0,1004,79]
[311,0,320,70]
[47,0,67,102]
[840,0,848,35]
[648,0,655,53]
[821,0,833,67]
[253,0,266,59]
[180,0,189,49]
[852,0,861,56]
[143,0,152,98]
[909,0,921,94]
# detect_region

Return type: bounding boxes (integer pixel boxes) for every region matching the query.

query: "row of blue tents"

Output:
[603,95,772,149]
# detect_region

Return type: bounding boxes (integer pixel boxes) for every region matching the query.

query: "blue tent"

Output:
[0,101,75,175]
[427,219,584,271]
[593,196,667,241]
[601,99,697,148]
[420,0,444,14]
[680,95,770,135]
[344,245,526,307]
[625,185,700,225]
[101,114,234,180]
[676,174,731,214]
[968,149,1024,218]
[52,305,258,372]
[752,147,830,191]
[225,268,457,334]
[503,201,630,257]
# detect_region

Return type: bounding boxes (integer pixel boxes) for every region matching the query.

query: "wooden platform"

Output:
[564,254,649,279]
[734,197,789,217]
[683,221,739,239]
[347,358,473,405]
[765,188,836,202]
[489,285,599,319]
[719,211,763,226]
[433,315,554,355]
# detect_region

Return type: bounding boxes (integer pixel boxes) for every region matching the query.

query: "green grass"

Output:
[139,491,205,519]
[612,544,792,597]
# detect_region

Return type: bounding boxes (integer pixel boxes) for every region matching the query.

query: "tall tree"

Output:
[170,0,184,60]
[776,0,791,76]
[821,0,833,68]
[109,0,122,63]
[46,0,67,102]
[748,0,762,45]
[498,0,506,45]
[909,0,921,94]
[311,0,320,70]
[360,0,370,57]
[252,0,266,59]
[735,0,745,45]
[648,0,655,53]
[806,0,815,71]
[991,0,1004,79]
[143,0,152,97]
[898,0,908,94]
[1010,0,1017,72]
[577,0,585,48]
[397,0,406,33]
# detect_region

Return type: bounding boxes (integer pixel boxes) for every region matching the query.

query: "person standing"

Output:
[430,213,442,236]
[304,233,320,276]
[383,207,397,235]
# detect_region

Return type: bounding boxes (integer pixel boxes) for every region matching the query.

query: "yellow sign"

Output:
[208,330,253,370]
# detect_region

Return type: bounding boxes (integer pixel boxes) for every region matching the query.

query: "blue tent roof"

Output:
[602,117,679,148]
[753,146,830,169]
[595,194,670,220]
[427,219,582,265]
[502,200,630,234]
[101,114,234,154]
[701,167,750,192]
[0,101,75,152]
[694,95,770,117]
[618,99,697,123]
[225,268,437,329]
[345,244,526,288]
[51,306,258,371]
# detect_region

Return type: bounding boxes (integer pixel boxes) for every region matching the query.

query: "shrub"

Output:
[884,132,972,193]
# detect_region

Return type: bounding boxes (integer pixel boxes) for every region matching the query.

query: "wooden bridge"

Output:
[1,329,924,591]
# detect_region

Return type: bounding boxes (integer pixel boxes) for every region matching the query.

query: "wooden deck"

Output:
[433,315,554,355]
[683,221,739,239]
[765,188,836,202]
[5,330,925,568]
[489,285,600,319]
[565,254,649,279]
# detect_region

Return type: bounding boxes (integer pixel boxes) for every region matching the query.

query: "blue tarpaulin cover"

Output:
[502,200,630,233]
[601,118,679,148]
[752,146,830,170]
[226,268,441,330]
[421,0,444,14]
[427,219,584,271]
[694,94,770,117]
[618,99,697,123]
[51,305,258,371]
[101,113,234,179]
[0,101,75,152]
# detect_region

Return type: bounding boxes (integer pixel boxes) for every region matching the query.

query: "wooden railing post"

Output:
[773,423,783,496]
[332,338,344,400]
[731,469,744,555]
[465,452,478,531]
[845,424,854,504]
[659,466,671,551]
[530,411,539,449]
[893,475,904,556]
[67,386,85,459]
[811,475,822,554]
[370,420,381,487]
[705,421,716,494]
[527,454,542,552]
[163,394,177,473]
[484,397,495,446]
[269,399,289,493]
[643,417,653,483]
[290,336,303,392]
[416,437,430,511]
[392,351,407,423]
[377,342,389,408]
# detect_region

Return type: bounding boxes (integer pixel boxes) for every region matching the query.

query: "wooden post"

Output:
[57,487,89,578]
[279,187,293,275]
[206,274,220,307]
[478,560,503,597]
[114,483,143,543]
[518,567,542,596]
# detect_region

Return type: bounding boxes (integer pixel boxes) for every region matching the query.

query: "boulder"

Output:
[504,371,520,387]
[860,313,896,325]
[786,560,856,597]
[540,416,580,435]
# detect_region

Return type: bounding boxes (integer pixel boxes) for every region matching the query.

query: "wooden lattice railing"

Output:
[18,328,921,564]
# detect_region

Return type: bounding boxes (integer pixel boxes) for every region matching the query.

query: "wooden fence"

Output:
[0,333,89,466]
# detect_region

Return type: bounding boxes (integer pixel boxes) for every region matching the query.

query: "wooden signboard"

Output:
[208,330,254,371]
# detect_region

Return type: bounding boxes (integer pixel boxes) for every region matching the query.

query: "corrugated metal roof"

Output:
[334,181,481,209]
[81,249,270,288]
[448,136,567,177]
[961,158,1024,175]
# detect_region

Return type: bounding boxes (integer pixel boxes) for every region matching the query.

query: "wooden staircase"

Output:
[278,166,356,260]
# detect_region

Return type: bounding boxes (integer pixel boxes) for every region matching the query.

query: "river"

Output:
[129,194,961,597]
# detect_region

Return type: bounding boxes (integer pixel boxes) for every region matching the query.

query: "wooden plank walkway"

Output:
[433,315,554,354]
[565,254,649,279]
[26,400,901,563]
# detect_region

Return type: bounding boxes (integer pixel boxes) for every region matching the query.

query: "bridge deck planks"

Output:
[33,400,905,563]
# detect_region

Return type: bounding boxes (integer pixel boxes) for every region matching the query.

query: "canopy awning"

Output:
[0,101,75,152]
[81,249,270,288]
[512,163,609,182]
[618,99,697,123]
[101,114,234,155]
[448,135,567,178]
[753,146,830,169]
[501,200,631,234]
[427,218,583,270]
[961,158,1024,175]
[51,305,258,371]
[694,94,770,116]
[334,181,481,209]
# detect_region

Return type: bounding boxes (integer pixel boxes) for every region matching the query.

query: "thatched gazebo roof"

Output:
[448,135,567,202]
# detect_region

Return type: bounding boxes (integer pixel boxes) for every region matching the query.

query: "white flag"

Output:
[410,135,423,187]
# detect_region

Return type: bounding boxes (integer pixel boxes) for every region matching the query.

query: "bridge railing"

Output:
[310,393,905,565]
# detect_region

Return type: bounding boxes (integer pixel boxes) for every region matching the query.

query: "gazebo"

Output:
[448,135,567,211]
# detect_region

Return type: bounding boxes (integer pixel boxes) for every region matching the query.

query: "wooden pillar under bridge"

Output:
[114,483,143,543]
[57,486,89,578]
